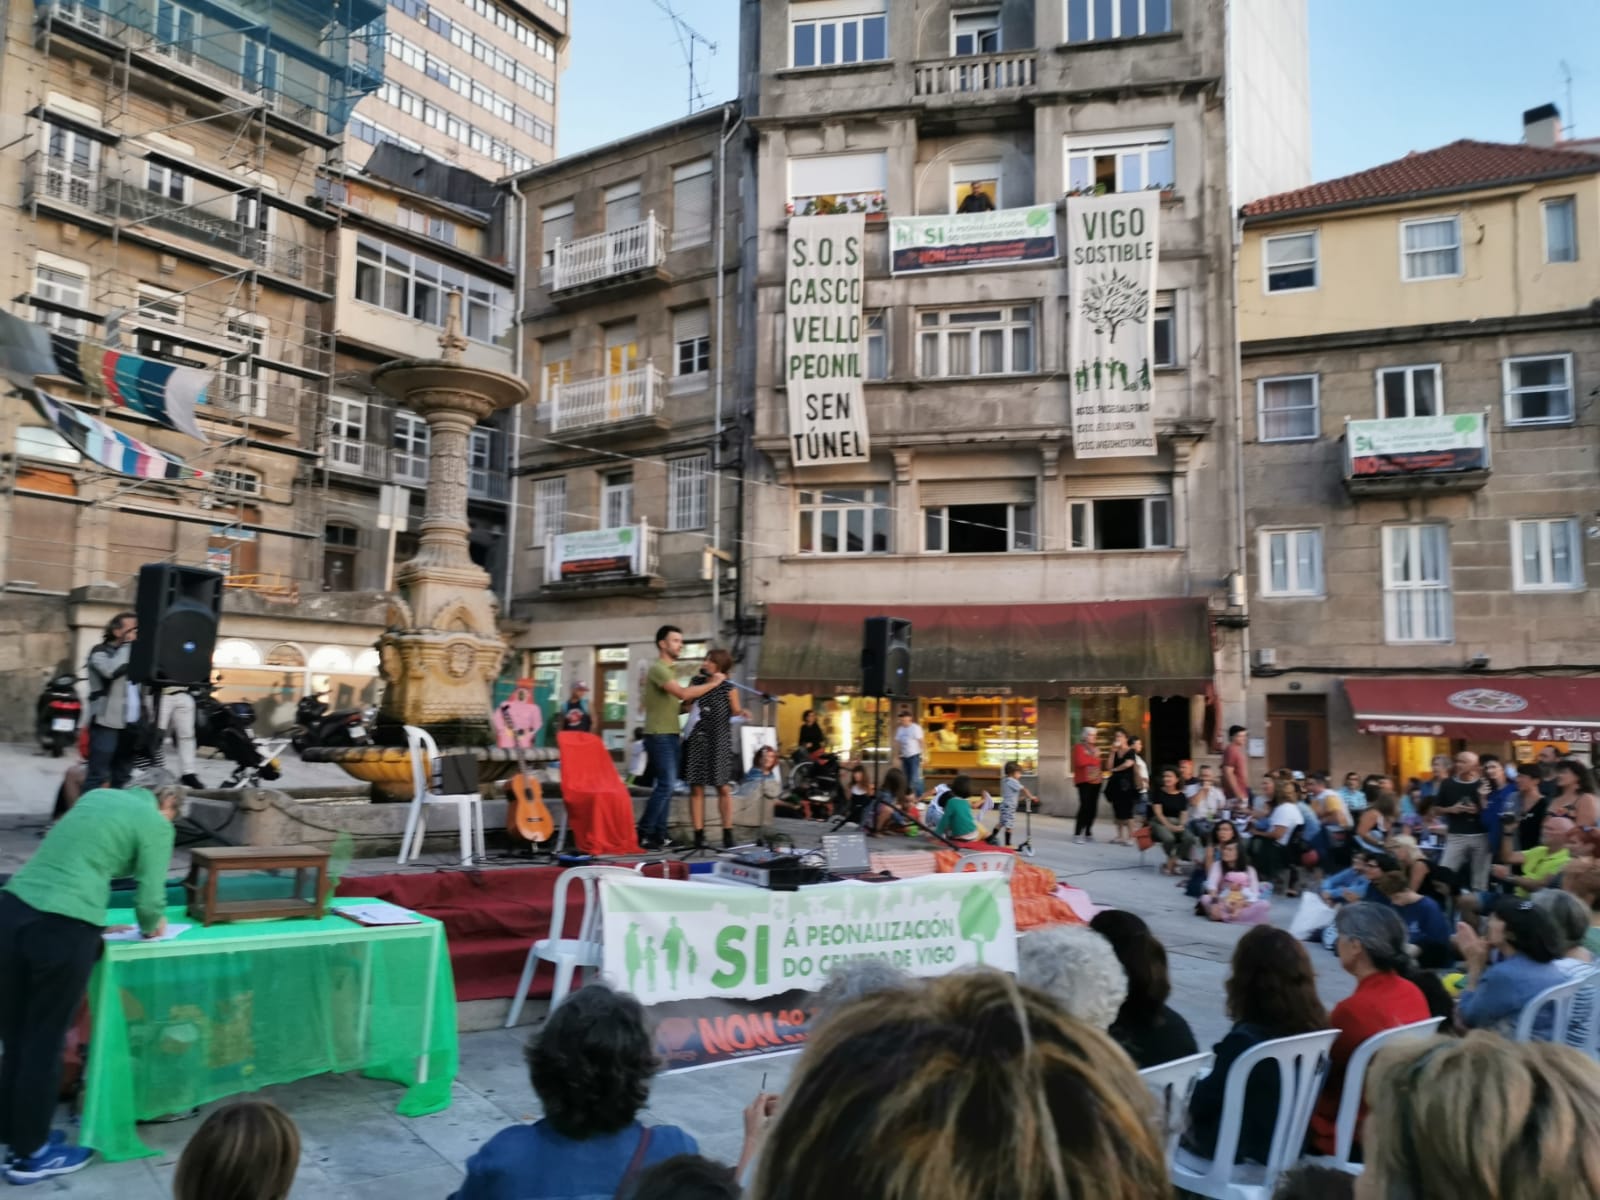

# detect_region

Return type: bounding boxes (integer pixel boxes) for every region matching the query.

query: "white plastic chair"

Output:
[504,865,634,1028]
[1140,1050,1215,1161]
[398,725,486,866]
[1573,967,1600,1059]
[1513,970,1594,1044]
[956,851,1016,878]
[1169,1027,1339,1200]
[1302,1017,1444,1174]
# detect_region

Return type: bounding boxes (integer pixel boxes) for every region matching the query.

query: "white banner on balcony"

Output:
[550,525,643,582]
[785,214,869,467]
[1067,193,1159,459]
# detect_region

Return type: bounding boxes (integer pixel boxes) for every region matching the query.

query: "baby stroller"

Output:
[783,748,846,820]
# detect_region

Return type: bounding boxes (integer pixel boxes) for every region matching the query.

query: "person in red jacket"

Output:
[1071,726,1104,844]
[1306,902,1431,1157]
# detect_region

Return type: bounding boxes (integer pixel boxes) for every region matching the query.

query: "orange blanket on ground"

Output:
[933,850,1084,929]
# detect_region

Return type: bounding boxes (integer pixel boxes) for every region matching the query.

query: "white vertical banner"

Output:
[1067,193,1159,458]
[784,214,869,467]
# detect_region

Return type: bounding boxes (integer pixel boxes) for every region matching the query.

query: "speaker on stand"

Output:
[129,564,223,687]
[859,616,912,807]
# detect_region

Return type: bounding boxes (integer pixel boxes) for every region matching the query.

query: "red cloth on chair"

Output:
[557,731,642,856]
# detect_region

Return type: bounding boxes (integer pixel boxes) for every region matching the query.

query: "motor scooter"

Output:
[289,694,374,753]
[35,673,82,757]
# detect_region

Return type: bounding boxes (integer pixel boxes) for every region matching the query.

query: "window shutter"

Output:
[673,160,713,248]
[790,151,888,197]
[919,478,1035,507]
[672,306,710,343]
[1062,475,1172,499]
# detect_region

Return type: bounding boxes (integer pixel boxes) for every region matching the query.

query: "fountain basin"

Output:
[301,744,561,801]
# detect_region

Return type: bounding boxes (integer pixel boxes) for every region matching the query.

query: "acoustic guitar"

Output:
[506,739,555,845]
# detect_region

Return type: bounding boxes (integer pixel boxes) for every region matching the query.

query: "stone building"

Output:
[508,105,746,755]
[1237,109,1600,781]
[735,0,1309,807]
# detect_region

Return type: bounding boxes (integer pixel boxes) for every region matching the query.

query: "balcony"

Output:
[1344,412,1492,496]
[206,377,318,441]
[394,451,429,488]
[469,469,510,503]
[24,155,332,292]
[914,51,1037,100]
[547,215,671,300]
[549,364,668,440]
[325,437,388,481]
[542,520,662,595]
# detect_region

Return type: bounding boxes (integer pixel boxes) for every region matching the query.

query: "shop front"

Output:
[1343,676,1600,782]
[756,600,1217,812]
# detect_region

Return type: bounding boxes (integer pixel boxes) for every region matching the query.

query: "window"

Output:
[951,160,1000,213]
[1401,216,1462,280]
[602,471,634,529]
[241,40,283,97]
[154,0,200,62]
[1258,529,1323,597]
[221,318,265,416]
[145,161,187,203]
[925,503,1035,553]
[32,263,88,334]
[1377,364,1441,419]
[326,394,368,471]
[668,454,710,531]
[544,203,576,278]
[1513,518,1583,591]
[953,9,1000,54]
[1065,0,1172,42]
[672,160,713,248]
[788,151,887,217]
[1383,524,1452,643]
[136,285,183,326]
[1257,375,1318,442]
[790,0,888,68]
[214,468,261,495]
[918,307,1035,377]
[539,334,571,420]
[1543,196,1577,263]
[673,307,711,378]
[1502,353,1574,426]
[353,237,513,346]
[798,487,891,554]
[1065,129,1174,195]
[532,476,566,545]
[1264,231,1318,292]
[43,123,99,207]
[1152,294,1176,367]
[866,311,888,380]
[393,411,429,485]
[323,523,359,592]
[15,425,80,465]
[605,180,641,231]
[1069,497,1172,551]
[467,428,499,498]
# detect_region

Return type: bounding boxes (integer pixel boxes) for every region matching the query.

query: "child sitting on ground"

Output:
[934,775,990,844]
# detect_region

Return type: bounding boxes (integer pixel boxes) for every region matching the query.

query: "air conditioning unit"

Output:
[1253,647,1277,669]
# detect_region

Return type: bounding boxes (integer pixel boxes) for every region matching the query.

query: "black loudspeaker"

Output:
[129,564,223,686]
[861,616,912,698]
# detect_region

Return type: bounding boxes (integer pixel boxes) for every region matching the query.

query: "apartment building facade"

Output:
[509,106,744,756]
[0,0,394,736]
[737,0,1308,808]
[348,0,568,177]
[1238,112,1600,781]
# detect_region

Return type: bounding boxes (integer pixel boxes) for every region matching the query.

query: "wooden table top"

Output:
[189,847,330,867]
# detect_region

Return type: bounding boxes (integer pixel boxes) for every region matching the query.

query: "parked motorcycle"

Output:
[191,684,284,789]
[289,694,375,753]
[36,673,82,757]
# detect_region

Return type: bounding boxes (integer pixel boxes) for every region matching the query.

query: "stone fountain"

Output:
[302,297,549,799]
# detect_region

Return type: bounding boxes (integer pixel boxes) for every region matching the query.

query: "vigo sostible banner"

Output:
[785,213,870,467]
[890,204,1059,274]
[599,872,1017,1070]
[1067,192,1160,458]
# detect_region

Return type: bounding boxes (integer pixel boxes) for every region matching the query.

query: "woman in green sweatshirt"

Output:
[0,783,182,1184]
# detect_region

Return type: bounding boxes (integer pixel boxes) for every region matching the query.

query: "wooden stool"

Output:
[184,847,331,926]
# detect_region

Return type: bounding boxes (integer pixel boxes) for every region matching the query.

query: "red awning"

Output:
[1344,677,1600,744]
[756,600,1215,700]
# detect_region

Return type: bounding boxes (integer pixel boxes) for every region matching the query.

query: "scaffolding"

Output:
[2,0,387,593]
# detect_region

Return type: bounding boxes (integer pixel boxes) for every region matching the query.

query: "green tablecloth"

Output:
[82,899,458,1161]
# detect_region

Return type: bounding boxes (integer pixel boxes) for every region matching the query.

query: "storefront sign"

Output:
[600,872,1016,1069]
[890,204,1058,275]
[1068,684,1128,696]
[785,214,869,467]
[550,526,642,581]
[1067,193,1159,459]
[946,685,1015,697]
[1348,413,1487,476]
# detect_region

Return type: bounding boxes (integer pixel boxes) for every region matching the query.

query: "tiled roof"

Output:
[1243,139,1600,219]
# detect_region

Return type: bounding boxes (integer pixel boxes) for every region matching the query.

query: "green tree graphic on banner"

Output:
[958,884,1002,964]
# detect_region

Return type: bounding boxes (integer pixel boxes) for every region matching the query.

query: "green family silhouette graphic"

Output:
[625,916,700,994]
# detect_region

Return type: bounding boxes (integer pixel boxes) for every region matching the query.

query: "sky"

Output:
[555,1,1600,182]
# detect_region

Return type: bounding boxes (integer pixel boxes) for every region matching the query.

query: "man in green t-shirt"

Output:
[638,625,725,850]
[0,784,183,1183]
[1493,814,1575,898]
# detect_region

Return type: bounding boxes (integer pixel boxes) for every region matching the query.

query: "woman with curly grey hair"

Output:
[1015,924,1128,1031]
[450,985,695,1200]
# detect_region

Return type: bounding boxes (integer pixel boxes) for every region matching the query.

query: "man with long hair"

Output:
[84,612,140,790]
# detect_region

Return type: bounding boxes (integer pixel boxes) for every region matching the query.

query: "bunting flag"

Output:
[27,389,207,481]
